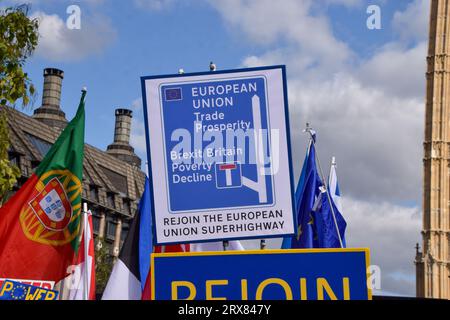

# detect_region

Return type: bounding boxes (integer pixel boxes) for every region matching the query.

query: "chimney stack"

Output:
[33,68,68,130]
[113,108,132,144]
[107,108,141,167]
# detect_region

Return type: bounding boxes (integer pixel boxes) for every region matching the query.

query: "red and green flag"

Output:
[0,91,86,286]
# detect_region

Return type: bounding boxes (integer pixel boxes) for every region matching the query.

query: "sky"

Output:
[1,0,429,296]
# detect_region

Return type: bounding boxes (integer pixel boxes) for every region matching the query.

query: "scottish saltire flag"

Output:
[327,157,346,247]
[329,157,343,213]
[312,188,347,248]
[282,139,322,249]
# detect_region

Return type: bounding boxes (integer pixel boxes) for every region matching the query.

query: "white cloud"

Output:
[392,0,429,43]
[209,0,353,75]
[325,0,362,6]
[130,118,147,154]
[241,48,425,205]
[343,198,421,296]
[289,74,423,203]
[134,0,175,11]
[356,41,427,99]
[131,97,143,114]
[31,11,116,61]
[129,97,147,161]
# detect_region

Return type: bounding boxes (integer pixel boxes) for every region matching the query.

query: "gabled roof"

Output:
[5,106,146,217]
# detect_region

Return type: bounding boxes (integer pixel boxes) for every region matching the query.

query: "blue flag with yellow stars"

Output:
[313,188,347,248]
[282,139,322,248]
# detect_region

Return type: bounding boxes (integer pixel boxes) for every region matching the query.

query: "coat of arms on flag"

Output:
[29,177,73,231]
[19,170,82,246]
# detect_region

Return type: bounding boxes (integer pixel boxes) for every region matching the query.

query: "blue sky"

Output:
[3,0,429,296]
[21,0,273,149]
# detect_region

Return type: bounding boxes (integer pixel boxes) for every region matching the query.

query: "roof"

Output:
[5,106,146,219]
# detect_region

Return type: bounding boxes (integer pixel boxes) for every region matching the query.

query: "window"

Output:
[82,185,88,198]
[106,192,115,209]
[92,215,100,234]
[106,220,116,240]
[100,166,128,196]
[90,185,99,202]
[31,160,40,170]
[25,133,52,157]
[122,199,131,215]
[8,153,20,167]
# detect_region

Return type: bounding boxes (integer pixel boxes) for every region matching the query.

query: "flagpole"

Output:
[304,124,344,248]
[81,86,89,300]
[207,61,230,252]
[83,202,89,300]
[330,156,336,183]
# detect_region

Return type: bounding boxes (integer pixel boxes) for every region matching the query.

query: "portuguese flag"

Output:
[0,90,86,286]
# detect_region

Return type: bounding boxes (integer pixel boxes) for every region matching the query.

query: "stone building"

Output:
[415,0,450,300]
[5,68,145,261]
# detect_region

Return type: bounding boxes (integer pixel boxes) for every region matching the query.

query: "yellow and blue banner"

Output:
[151,248,371,300]
[0,279,59,300]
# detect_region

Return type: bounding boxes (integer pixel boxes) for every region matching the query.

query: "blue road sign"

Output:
[142,66,296,244]
[151,249,372,300]
[160,77,273,212]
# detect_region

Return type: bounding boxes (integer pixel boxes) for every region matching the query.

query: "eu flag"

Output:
[282,141,322,248]
[313,189,347,248]
[164,88,182,101]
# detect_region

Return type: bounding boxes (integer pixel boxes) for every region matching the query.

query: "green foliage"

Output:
[0,5,38,205]
[0,110,20,206]
[0,5,39,107]
[95,238,113,294]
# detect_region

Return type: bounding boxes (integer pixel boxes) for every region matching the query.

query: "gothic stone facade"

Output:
[416,0,450,300]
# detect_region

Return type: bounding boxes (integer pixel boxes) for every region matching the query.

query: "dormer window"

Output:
[122,199,131,215]
[90,185,99,203]
[106,192,115,209]
[8,152,20,167]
